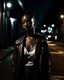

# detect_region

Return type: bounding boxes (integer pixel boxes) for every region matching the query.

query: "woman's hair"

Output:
[22,11,35,20]
[20,11,36,24]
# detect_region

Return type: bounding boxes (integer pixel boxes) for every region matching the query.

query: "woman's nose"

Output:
[24,22,27,26]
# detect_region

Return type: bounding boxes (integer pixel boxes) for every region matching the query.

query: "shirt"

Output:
[24,45,36,66]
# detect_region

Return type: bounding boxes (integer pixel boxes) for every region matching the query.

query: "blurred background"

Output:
[0,0,64,47]
[0,0,64,80]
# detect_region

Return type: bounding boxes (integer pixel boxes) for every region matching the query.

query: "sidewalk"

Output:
[54,41,64,47]
[50,75,64,80]
[0,46,14,61]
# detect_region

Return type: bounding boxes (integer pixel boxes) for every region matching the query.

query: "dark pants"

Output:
[25,66,37,80]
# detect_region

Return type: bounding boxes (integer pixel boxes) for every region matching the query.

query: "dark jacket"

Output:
[12,34,51,80]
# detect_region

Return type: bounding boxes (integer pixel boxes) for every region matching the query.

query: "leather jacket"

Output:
[12,34,51,80]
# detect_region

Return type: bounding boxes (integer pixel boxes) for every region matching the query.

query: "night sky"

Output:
[14,0,64,28]
[20,0,53,27]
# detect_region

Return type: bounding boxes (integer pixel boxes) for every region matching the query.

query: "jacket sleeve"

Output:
[40,40,51,80]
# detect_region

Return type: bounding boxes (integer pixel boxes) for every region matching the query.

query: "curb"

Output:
[53,41,64,47]
[56,42,64,47]
[0,49,14,62]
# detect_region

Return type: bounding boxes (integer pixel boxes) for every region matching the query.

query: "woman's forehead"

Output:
[22,15,30,21]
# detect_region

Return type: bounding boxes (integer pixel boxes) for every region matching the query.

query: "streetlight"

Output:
[6,2,12,17]
[6,2,12,8]
[51,24,55,27]
[60,14,64,19]
[60,14,64,41]
[43,24,46,27]
[3,1,12,46]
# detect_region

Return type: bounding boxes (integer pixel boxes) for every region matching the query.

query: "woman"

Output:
[12,12,51,80]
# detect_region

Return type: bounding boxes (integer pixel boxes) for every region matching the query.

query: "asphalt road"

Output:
[48,41,64,80]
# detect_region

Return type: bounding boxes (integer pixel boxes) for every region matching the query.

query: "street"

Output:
[1,0,64,80]
[48,41,64,80]
[48,41,64,75]
[0,41,64,80]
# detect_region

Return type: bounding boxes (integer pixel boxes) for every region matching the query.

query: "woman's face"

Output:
[21,15,31,30]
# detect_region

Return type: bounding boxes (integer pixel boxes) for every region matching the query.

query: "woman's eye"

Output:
[22,22,25,24]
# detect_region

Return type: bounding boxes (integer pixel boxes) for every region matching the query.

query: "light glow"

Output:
[43,24,46,27]
[51,24,55,27]
[60,15,64,19]
[7,2,12,8]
